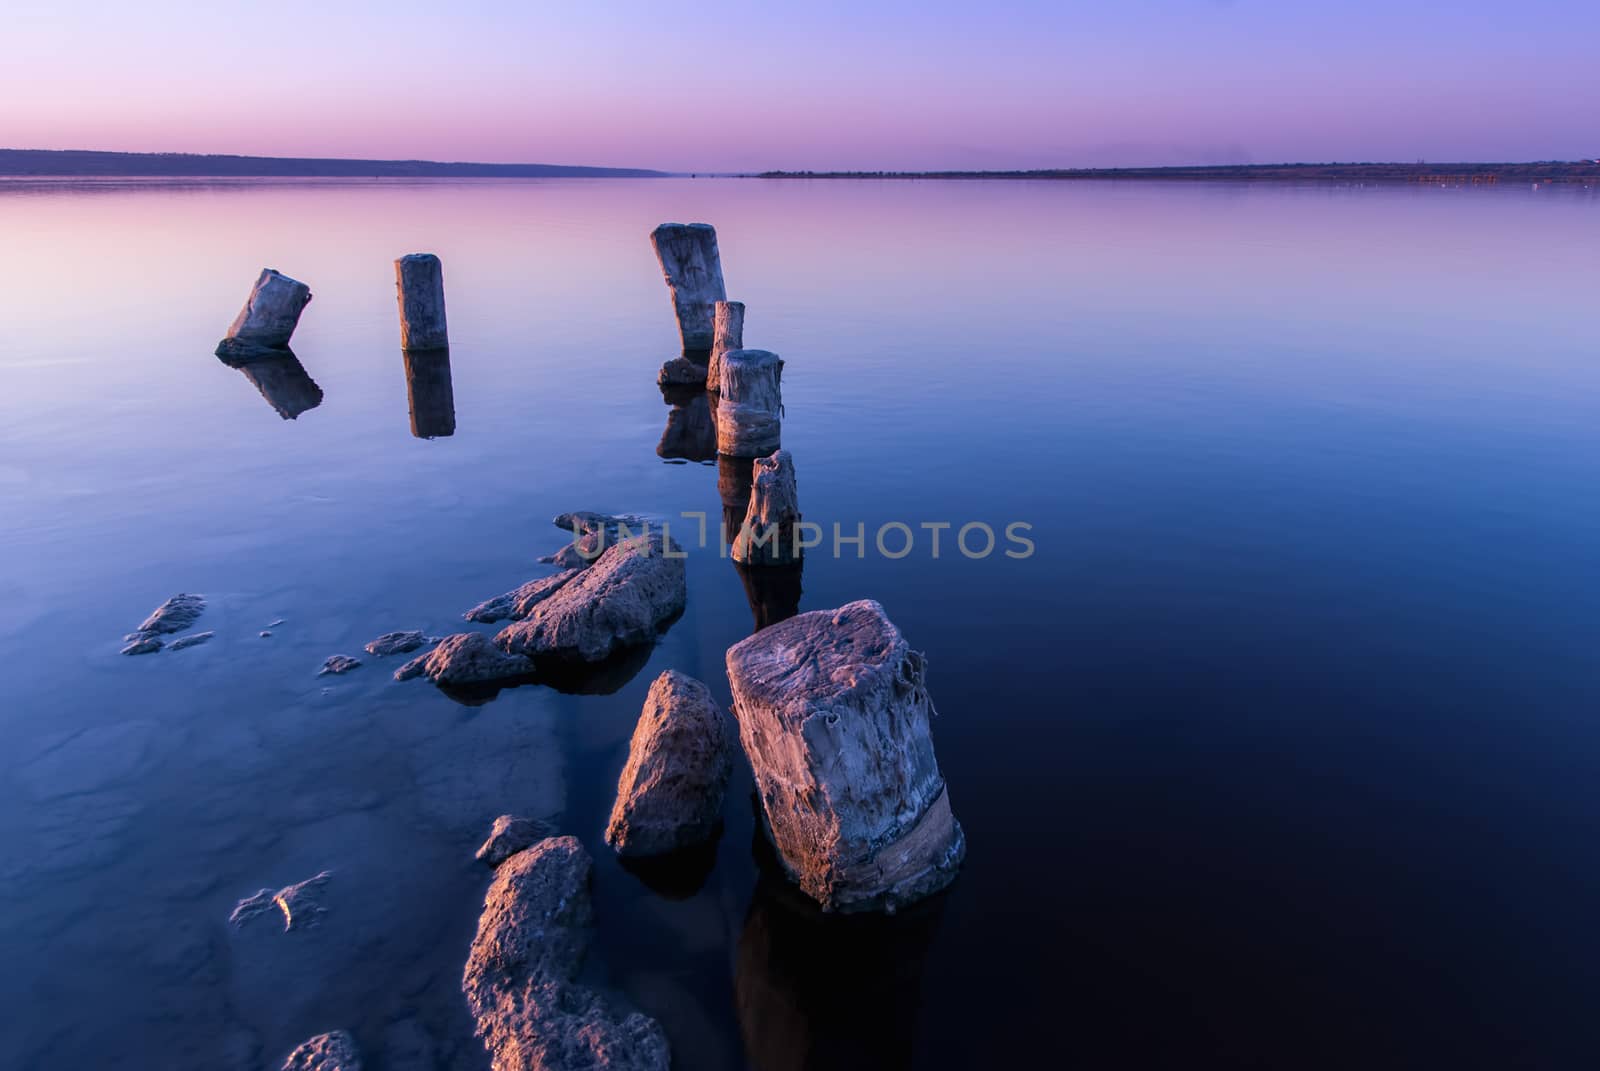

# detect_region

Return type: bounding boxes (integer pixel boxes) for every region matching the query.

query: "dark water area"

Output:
[1,177,1598,1069]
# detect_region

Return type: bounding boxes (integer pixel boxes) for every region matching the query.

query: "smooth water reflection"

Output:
[1,177,1598,1069]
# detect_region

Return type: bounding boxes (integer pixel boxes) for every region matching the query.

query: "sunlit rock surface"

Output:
[230,870,333,933]
[726,599,966,912]
[650,222,725,353]
[363,630,430,657]
[463,836,669,1070]
[464,571,580,624]
[475,814,555,867]
[281,1029,361,1071]
[605,671,732,857]
[393,632,534,685]
[496,532,685,664]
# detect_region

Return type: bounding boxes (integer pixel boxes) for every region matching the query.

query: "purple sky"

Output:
[4,0,1596,171]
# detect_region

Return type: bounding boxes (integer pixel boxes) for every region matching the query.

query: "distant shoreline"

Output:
[0,149,666,179]
[756,162,1600,184]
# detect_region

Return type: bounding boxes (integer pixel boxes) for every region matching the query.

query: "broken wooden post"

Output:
[650,223,725,355]
[726,599,966,912]
[733,450,802,565]
[395,253,449,351]
[404,348,455,438]
[216,268,312,360]
[716,349,783,458]
[707,300,745,392]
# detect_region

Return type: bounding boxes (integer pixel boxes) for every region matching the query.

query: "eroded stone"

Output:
[394,632,534,685]
[464,571,580,624]
[606,671,732,857]
[475,814,555,867]
[281,1029,362,1071]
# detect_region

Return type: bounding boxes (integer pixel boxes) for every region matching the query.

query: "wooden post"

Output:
[395,253,449,351]
[732,450,802,565]
[650,223,725,354]
[707,300,745,392]
[216,268,312,359]
[716,349,782,458]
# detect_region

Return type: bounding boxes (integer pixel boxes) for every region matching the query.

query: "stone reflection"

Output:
[404,348,456,439]
[657,385,717,463]
[736,851,948,1071]
[218,346,322,420]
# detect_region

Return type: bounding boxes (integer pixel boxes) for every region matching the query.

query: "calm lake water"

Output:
[1,176,1598,1069]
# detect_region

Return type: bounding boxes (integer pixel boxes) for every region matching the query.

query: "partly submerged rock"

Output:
[363,630,430,657]
[168,630,215,651]
[230,870,333,932]
[463,836,669,1070]
[732,449,803,566]
[123,593,205,653]
[658,354,708,388]
[394,632,535,686]
[496,532,686,664]
[725,599,965,913]
[465,571,580,624]
[317,655,362,677]
[121,635,164,656]
[606,671,732,857]
[475,814,555,867]
[281,1030,362,1071]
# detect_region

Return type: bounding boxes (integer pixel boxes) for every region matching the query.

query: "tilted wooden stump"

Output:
[716,348,783,458]
[394,253,449,351]
[215,268,312,359]
[707,300,745,392]
[650,223,725,354]
[726,599,966,912]
[732,449,803,565]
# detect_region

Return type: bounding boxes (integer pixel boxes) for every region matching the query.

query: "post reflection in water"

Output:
[657,385,717,463]
[735,561,804,632]
[217,346,323,420]
[403,347,456,439]
[736,845,948,1071]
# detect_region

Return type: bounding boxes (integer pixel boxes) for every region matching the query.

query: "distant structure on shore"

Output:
[0,149,665,179]
[757,161,1600,185]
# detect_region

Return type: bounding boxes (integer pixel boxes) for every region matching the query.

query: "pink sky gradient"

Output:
[3,0,1596,171]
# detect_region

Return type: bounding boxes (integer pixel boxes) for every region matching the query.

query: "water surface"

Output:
[2,177,1598,1069]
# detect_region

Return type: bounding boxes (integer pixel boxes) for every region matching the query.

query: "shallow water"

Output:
[2,176,1598,1069]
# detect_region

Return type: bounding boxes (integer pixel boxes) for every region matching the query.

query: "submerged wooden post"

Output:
[395,253,449,351]
[716,349,783,458]
[733,450,802,565]
[650,223,725,355]
[707,300,745,392]
[216,268,312,359]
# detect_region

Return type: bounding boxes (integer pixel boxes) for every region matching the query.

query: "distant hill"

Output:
[758,162,1600,184]
[0,149,667,178]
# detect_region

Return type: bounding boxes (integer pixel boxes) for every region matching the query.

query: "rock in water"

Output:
[317,654,362,676]
[707,300,745,392]
[230,870,333,932]
[394,253,448,351]
[732,450,803,566]
[725,599,965,912]
[132,593,206,636]
[605,671,733,857]
[657,354,707,388]
[463,836,670,1070]
[476,814,555,867]
[465,571,581,624]
[716,349,783,458]
[496,533,685,664]
[650,223,725,353]
[121,635,164,656]
[216,268,313,359]
[393,632,535,685]
[167,630,214,651]
[363,630,430,657]
[281,1030,362,1071]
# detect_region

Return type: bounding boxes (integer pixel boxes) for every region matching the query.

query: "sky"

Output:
[3,0,1596,172]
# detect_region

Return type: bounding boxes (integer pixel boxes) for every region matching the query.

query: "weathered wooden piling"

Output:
[394,253,449,351]
[707,300,745,392]
[216,268,312,359]
[726,599,966,912]
[733,450,802,565]
[650,223,725,354]
[716,349,783,458]
[404,348,456,439]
